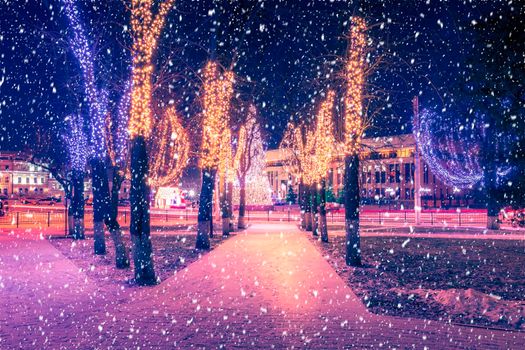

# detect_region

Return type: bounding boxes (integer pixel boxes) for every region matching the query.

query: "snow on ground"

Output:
[311,232,525,329]
[1,224,524,348]
[49,230,229,287]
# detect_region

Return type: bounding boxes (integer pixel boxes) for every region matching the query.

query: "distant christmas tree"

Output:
[285,185,297,204]
[336,188,345,204]
[233,122,272,206]
[325,187,336,203]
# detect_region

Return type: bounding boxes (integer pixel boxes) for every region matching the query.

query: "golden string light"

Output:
[312,90,336,182]
[219,128,235,182]
[105,113,117,166]
[233,104,257,176]
[279,122,314,185]
[344,16,367,156]
[233,122,247,173]
[129,0,175,139]
[200,61,235,170]
[301,128,317,186]
[232,109,272,206]
[149,106,190,188]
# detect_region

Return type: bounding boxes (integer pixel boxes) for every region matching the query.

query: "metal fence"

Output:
[0,206,494,230]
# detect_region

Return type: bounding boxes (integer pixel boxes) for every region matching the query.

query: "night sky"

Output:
[0,0,521,149]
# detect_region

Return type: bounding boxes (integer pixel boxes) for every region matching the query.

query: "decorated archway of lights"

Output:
[413,109,511,189]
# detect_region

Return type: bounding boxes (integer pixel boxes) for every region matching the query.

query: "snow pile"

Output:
[413,288,525,329]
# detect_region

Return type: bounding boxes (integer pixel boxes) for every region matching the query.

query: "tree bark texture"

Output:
[71,170,85,240]
[299,180,306,229]
[344,155,361,266]
[196,168,215,249]
[129,137,156,285]
[221,178,230,236]
[238,177,247,229]
[319,179,329,242]
[311,182,319,236]
[91,158,108,255]
[304,184,312,231]
[104,168,130,268]
[227,181,234,231]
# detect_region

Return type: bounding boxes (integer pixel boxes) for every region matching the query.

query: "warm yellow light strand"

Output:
[129,0,175,139]
[200,61,235,170]
[233,104,257,176]
[344,16,367,156]
[149,106,189,188]
[312,90,336,182]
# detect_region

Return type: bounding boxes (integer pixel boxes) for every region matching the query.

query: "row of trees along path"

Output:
[31,0,273,285]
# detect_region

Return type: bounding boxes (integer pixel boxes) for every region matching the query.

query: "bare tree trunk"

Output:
[72,170,85,240]
[67,206,74,236]
[319,179,328,242]
[304,184,312,231]
[344,154,361,266]
[227,181,234,231]
[311,182,319,236]
[64,193,74,236]
[91,158,107,255]
[196,168,215,249]
[105,168,130,268]
[299,180,306,229]
[221,177,230,236]
[482,126,500,230]
[238,177,247,229]
[129,137,156,285]
[485,162,500,230]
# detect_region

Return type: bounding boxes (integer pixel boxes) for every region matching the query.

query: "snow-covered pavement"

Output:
[0,224,524,348]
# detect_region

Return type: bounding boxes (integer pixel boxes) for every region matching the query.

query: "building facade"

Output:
[0,152,130,202]
[265,134,477,209]
[0,152,56,198]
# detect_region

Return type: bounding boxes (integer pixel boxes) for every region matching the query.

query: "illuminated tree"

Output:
[61,0,109,254]
[466,11,525,228]
[149,106,190,200]
[128,0,174,285]
[312,90,336,242]
[103,80,132,268]
[342,17,367,266]
[30,129,74,236]
[233,104,260,229]
[285,185,297,204]
[232,106,271,226]
[217,125,234,236]
[280,123,315,230]
[64,114,89,240]
[303,129,318,235]
[196,61,235,249]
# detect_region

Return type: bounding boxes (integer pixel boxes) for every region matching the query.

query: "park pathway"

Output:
[1,224,524,348]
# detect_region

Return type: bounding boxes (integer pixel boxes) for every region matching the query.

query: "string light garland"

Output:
[414,108,512,188]
[301,129,317,186]
[233,104,257,176]
[149,106,189,188]
[344,16,367,156]
[62,0,108,155]
[200,61,235,170]
[233,115,272,206]
[115,79,132,166]
[218,128,233,181]
[129,0,175,139]
[64,114,89,171]
[279,122,315,186]
[312,90,336,182]
[106,79,132,168]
